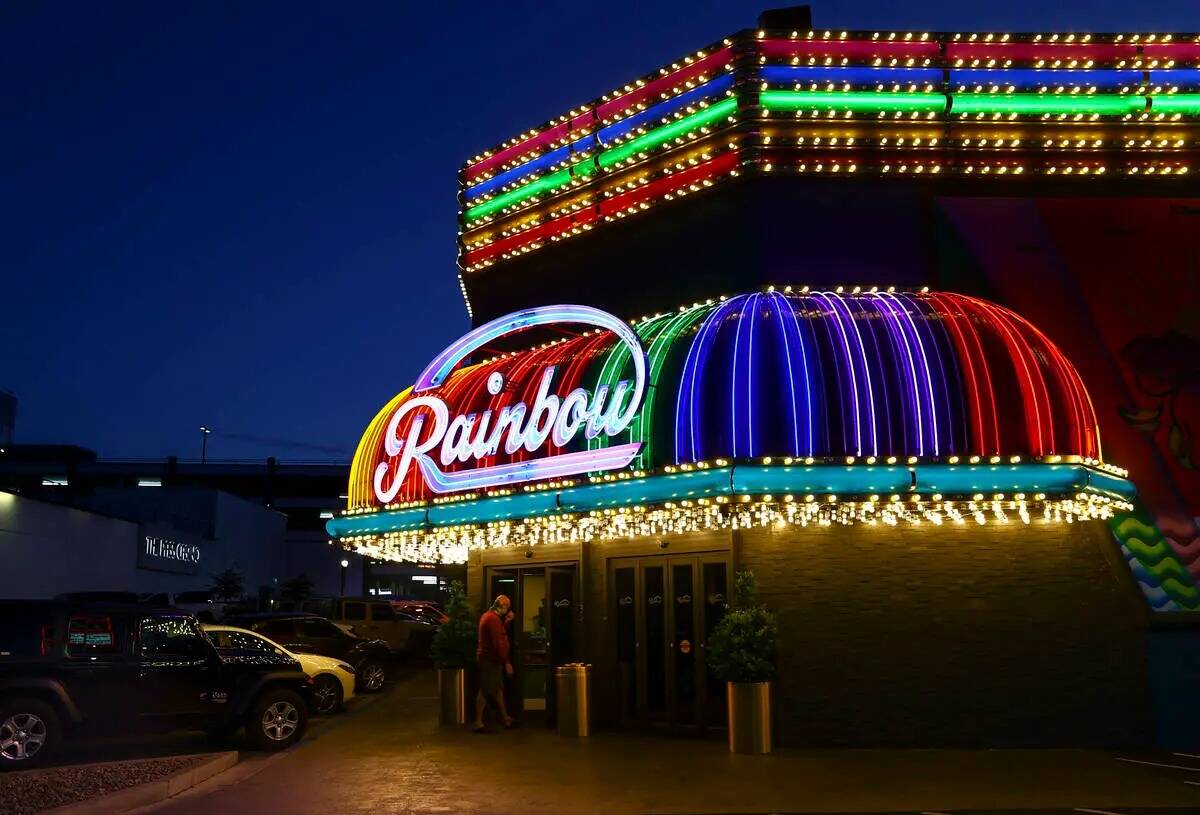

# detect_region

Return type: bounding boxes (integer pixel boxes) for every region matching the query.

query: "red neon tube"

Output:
[1141,43,1200,61]
[598,152,739,216]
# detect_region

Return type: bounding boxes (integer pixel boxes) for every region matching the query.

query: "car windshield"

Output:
[205,628,284,654]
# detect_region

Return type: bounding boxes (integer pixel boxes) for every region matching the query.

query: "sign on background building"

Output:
[137,525,203,575]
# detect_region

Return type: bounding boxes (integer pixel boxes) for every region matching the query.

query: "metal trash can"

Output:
[555,663,591,737]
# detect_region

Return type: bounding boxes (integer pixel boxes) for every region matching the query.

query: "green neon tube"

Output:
[587,304,716,470]
[596,97,738,169]
[1150,94,1200,115]
[464,167,573,221]
[464,98,739,223]
[759,90,946,113]
[949,93,1146,116]
[629,304,716,469]
[587,313,672,459]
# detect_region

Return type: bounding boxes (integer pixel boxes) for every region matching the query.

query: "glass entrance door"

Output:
[485,564,577,721]
[610,554,729,731]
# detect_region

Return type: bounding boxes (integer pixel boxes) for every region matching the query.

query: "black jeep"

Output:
[0,600,312,769]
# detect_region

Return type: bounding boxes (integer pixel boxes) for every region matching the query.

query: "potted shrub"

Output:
[707,570,778,754]
[430,581,476,725]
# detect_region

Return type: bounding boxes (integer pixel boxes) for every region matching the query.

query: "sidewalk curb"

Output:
[43,752,239,815]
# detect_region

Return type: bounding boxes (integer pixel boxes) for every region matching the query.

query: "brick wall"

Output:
[738,519,1151,747]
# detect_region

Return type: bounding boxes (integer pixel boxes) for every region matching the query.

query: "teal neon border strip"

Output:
[327,463,1135,539]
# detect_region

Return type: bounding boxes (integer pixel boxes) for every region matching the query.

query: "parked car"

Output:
[0,600,311,769]
[301,598,435,657]
[222,613,392,694]
[202,624,355,715]
[391,600,448,626]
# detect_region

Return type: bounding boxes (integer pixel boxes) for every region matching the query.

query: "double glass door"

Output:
[487,565,576,718]
[612,554,729,732]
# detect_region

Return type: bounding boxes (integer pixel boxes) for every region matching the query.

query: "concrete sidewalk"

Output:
[148,672,1200,815]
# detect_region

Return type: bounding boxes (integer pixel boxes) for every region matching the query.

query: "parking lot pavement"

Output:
[138,670,1200,815]
[42,668,403,769]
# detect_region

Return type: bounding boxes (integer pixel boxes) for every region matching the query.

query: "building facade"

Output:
[0,488,286,600]
[0,448,360,598]
[331,18,1200,746]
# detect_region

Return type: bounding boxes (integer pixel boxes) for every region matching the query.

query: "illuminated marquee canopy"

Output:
[333,288,1133,562]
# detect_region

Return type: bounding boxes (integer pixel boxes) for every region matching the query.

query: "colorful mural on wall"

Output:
[933,196,1200,611]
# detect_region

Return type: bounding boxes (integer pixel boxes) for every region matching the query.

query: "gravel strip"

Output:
[0,754,207,814]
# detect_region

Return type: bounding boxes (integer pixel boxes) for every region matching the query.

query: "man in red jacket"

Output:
[473,594,515,732]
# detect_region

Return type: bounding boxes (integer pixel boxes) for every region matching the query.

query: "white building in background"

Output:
[0,486,286,600]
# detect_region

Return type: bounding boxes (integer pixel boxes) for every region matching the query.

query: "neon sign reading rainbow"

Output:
[349,289,1103,510]
[371,305,646,501]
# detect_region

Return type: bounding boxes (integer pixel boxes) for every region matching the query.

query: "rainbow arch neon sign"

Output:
[372,305,646,501]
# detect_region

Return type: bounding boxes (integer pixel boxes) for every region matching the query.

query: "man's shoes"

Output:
[472,724,492,734]
[503,719,520,729]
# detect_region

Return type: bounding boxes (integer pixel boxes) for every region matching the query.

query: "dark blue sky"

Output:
[3,1,1195,461]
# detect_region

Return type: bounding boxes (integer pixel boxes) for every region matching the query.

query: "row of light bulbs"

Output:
[461,148,737,270]
[341,492,1131,564]
[462,102,732,226]
[463,95,1195,268]
[465,76,729,201]
[464,28,1198,182]
[465,45,726,176]
[463,141,730,255]
[763,31,1197,44]
[762,160,1190,176]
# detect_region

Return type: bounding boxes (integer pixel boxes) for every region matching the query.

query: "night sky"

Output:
[4,0,1195,462]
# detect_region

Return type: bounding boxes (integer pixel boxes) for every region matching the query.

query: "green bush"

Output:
[431,581,477,670]
[706,570,778,684]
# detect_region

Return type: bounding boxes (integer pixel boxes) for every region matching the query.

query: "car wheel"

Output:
[311,675,343,715]
[0,699,60,770]
[358,659,386,693]
[245,689,307,751]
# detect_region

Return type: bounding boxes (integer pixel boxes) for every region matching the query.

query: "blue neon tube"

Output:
[426,491,560,526]
[912,464,1088,495]
[464,144,572,201]
[731,465,912,495]
[950,68,1143,90]
[1149,69,1200,88]
[595,74,735,148]
[465,74,734,201]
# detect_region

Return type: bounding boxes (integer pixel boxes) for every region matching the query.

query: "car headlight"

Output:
[337,662,355,674]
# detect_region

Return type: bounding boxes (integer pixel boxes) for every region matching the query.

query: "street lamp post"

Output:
[340,558,349,597]
[199,426,212,464]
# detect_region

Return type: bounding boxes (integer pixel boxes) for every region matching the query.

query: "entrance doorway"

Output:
[610,554,729,732]
[486,564,577,720]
